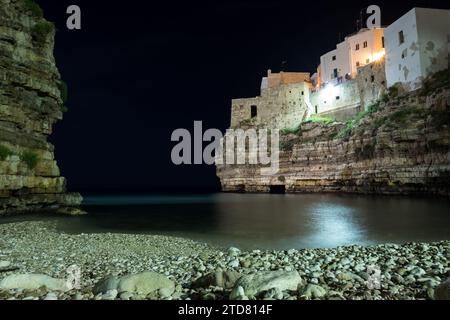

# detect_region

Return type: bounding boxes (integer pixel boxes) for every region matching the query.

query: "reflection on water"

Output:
[1,193,449,250]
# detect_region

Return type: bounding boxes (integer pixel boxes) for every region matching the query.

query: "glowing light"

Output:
[323,83,338,101]
[373,49,386,62]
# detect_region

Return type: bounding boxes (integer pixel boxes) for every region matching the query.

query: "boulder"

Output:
[117,272,175,296]
[193,271,242,289]
[434,279,450,300]
[0,274,70,292]
[230,270,301,299]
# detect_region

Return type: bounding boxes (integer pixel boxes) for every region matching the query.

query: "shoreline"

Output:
[0,220,448,300]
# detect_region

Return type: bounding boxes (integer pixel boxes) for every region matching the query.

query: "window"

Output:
[332,55,336,61]
[356,44,360,50]
[315,106,318,114]
[336,96,340,100]
[366,58,370,64]
[402,49,408,59]
[301,91,304,96]
[251,105,257,118]
[371,75,375,83]
[356,61,360,67]
[363,41,368,48]
[333,68,338,79]
[382,36,385,48]
[399,31,405,45]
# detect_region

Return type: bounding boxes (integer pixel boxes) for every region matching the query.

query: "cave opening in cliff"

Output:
[270,185,286,194]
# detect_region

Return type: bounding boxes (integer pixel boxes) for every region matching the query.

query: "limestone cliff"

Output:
[0,0,82,215]
[217,70,450,196]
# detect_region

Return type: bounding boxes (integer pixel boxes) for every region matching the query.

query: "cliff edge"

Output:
[217,70,450,196]
[0,0,82,215]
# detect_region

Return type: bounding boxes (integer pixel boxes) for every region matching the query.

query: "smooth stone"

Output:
[240,259,252,268]
[118,272,175,296]
[228,247,241,257]
[119,292,134,300]
[230,270,302,299]
[193,271,242,289]
[301,284,327,299]
[44,292,58,301]
[159,287,174,298]
[230,286,245,300]
[0,274,69,292]
[102,289,118,300]
[228,259,240,268]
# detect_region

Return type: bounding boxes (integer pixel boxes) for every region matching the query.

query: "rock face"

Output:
[217,85,450,196]
[0,0,82,215]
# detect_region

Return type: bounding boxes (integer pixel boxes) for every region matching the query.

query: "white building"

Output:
[385,7,450,91]
[319,28,385,86]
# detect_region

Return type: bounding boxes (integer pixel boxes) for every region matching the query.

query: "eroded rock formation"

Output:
[0,0,82,215]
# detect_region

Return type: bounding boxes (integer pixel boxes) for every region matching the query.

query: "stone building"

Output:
[230,7,448,128]
[230,70,312,129]
[384,8,450,91]
[319,28,385,86]
[357,58,388,110]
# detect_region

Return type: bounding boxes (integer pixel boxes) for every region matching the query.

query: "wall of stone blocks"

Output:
[357,60,387,110]
[231,83,311,129]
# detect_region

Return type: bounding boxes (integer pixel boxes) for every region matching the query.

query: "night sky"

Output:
[34,0,450,194]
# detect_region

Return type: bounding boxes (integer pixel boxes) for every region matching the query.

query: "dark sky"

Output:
[35,0,450,194]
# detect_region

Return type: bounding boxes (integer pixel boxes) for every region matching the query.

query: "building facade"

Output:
[319,28,385,86]
[385,8,450,91]
[230,70,312,129]
[230,7,449,129]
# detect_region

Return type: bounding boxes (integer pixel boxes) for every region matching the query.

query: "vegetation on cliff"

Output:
[24,0,43,18]
[0,145,14,161]
[20,150,40,170]
[281,67,450,149]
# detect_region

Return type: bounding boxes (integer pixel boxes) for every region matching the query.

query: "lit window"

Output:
[399,31,405,45]
[363,41,368,48]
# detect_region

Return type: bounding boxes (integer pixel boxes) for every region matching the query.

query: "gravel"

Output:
[0,221,448,300]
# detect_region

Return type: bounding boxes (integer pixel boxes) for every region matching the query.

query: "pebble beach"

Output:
[0,221,449,300]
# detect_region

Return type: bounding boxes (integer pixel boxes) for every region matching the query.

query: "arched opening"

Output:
[270,185,286,194]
